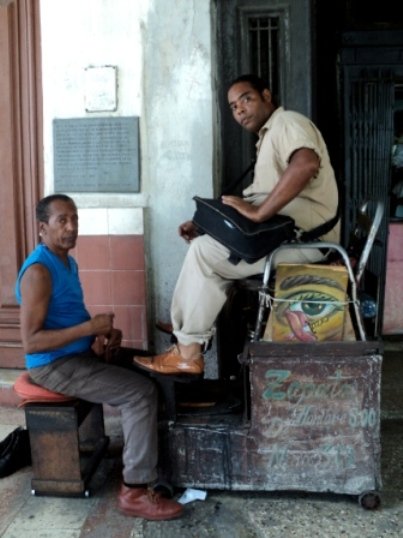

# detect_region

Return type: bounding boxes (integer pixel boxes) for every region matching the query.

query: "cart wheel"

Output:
[358,491,381,510]
[153,480,174,498]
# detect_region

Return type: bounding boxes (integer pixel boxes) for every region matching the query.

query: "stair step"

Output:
[0,368,23,407]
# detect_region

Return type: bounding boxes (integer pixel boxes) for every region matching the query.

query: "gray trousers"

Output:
[29,351,158,485]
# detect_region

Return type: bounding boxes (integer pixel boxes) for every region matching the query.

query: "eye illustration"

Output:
[272,271,348,342]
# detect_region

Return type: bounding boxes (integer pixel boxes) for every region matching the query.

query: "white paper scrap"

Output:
[177,488,208,504]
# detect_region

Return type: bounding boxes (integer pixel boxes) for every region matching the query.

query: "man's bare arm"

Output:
[221,148,320,222]
[20,264,114,354]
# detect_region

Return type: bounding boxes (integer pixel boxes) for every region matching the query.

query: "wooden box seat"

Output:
[14,371,109,497]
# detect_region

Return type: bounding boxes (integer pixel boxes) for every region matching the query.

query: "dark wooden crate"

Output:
[160,341,382,499]
[25,400,109,497]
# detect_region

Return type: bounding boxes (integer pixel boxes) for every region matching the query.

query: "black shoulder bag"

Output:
[0,426,31,478]
[192,161,339,265]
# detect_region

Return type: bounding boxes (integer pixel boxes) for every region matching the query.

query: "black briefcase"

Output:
[192,196,296,264]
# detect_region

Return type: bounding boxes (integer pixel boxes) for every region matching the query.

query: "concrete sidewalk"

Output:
[0,343,403,538]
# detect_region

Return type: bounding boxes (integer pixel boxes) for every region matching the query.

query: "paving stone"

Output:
[0,342,401,537]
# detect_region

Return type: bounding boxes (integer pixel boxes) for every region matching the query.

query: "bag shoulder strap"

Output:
[298,200,340,241]
[220,160,255,196]
[219,161,340,241]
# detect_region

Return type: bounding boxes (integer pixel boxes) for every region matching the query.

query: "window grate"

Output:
[248,16,280,99]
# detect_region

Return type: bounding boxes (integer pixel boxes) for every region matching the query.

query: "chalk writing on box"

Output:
[252,362,380,472]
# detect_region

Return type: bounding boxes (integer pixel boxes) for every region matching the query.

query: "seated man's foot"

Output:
[118,484,183,520]
[133,345,204,376]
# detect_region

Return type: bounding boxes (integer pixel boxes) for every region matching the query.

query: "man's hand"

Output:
[90,313,115,335]
[92,327,123,361]
[221,196,261,222]
[104,327,122,361]
[178,220,199,242]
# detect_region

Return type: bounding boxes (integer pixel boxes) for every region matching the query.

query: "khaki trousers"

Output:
[171,234,325,346]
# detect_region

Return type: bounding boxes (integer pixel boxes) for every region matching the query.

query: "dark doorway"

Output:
[214,0,403,359]
[215,0,313,195]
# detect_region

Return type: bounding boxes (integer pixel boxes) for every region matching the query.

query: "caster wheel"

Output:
[31,489,36,496]
[358,491,381,510]
[84,489,91,498]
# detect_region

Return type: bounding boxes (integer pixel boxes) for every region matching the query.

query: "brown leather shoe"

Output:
[133,345,204,376]
[118,485,183,520]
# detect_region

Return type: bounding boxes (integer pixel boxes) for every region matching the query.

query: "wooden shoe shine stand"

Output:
[14,372,109,497]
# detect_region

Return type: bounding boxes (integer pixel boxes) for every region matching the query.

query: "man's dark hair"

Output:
[229,74,270,95]
[36,194,76,223]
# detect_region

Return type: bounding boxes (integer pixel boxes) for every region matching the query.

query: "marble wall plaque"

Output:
[53,117,140,192]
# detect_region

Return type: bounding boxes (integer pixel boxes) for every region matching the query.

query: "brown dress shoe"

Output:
[118,485,183,520]
[133,345,204,376]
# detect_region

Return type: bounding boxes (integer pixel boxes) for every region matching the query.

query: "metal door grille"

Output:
[343,68,394,335]
[248,16,280,99]
[343,71,393,254]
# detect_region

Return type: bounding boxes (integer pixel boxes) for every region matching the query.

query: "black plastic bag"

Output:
[0,426,31,478]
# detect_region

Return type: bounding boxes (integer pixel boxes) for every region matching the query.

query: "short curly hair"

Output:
[36,194,76,223]
[228,74,270,94]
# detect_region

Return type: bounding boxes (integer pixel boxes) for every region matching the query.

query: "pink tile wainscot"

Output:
[74,235,149,349]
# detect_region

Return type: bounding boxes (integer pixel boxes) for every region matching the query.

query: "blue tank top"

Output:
[15,244,93,368]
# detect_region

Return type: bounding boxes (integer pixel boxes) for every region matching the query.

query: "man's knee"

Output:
[187,234,228,265]
[131,372,158,401]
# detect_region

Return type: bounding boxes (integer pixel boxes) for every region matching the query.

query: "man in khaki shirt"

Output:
[134,74,339,376]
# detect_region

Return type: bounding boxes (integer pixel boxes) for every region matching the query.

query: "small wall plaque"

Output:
[84,65,117,112]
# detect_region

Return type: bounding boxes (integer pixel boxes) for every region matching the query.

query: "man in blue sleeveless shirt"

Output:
[15,194,183,521]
